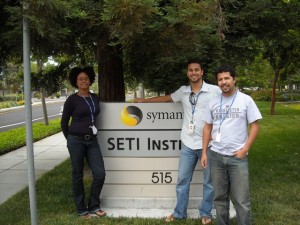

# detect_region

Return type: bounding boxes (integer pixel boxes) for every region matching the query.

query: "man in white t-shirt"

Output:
[201,64,262,225]
[134,59,220,224]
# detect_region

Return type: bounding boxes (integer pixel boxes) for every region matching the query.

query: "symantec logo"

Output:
[120,106,143,126]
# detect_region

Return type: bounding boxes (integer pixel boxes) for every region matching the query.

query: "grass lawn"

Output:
[249,102,300,225]
[0,101,299,225]
[0,118,61,156]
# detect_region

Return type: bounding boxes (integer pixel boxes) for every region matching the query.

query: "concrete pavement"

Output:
[0,132,69,205]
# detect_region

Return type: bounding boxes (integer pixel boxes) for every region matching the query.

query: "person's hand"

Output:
[201,154,208,169]
[133,98,145,103]
[233,148,248,159]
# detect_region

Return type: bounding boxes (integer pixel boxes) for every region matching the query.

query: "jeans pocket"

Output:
[234,155,247,161]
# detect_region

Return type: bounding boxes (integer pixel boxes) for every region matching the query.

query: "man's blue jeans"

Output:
[173,144,214,219]
[210,151,251,225]
[67,135,106,215]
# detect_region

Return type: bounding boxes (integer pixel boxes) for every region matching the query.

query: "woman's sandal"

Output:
[90,209,107,217]
[79,213,92,219]
[201,216,212,225]
[165,214,176,222]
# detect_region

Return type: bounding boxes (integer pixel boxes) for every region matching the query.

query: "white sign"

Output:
[97,103,183,157]
[96,103,204,211]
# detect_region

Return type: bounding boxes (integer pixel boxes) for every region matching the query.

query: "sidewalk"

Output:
[0,132,69,205]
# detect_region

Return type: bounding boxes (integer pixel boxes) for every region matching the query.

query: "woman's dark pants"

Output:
[67,135,105,215]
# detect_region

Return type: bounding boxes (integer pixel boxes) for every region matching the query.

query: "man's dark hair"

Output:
[214,64,236,79]
[69,66,96,88]
[186,58,203,69]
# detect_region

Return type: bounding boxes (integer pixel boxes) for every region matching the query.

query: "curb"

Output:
[0,99,66,113]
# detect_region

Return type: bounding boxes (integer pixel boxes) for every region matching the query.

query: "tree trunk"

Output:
[96,34,125,102]
[270,68,280,115]
[137,83,145,98]
[41,88,49,125]
[37,60,49,125]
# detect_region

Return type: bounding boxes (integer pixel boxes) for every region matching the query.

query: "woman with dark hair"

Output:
[61,66,106,219]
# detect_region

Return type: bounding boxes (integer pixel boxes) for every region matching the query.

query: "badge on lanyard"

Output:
[90,125,98,135]
[215,129,221,142]
[188,121,195,135]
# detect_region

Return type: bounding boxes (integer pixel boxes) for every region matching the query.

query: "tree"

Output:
[3,0,299,112]
[236,53,273,90]
[219,0,300,114]
[102,0,224,94]
[60,0,126,102]
[27,0,74,124]
[1,0,226,102]
[31,60,71,125]
[0,62,23,98]
[0,0,23,66]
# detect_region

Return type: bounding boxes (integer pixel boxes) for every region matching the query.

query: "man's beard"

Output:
[190,77,201,83]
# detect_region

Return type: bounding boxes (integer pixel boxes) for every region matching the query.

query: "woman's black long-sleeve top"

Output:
[61,93,100,139]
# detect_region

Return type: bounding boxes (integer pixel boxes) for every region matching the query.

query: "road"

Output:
[0,100,65,132]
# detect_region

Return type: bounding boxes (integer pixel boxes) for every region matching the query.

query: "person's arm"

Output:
[133,95,173,103]
[234,120,260,159]
[201,122,213,169]
[60,99,72,139]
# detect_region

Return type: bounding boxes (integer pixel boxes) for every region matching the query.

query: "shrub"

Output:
[240,89,254,96]
[281,92,300,101]
[0,118,61,156]
[278,93,289,102]
[0,101,11,109]
[0,95,19,102]
[17,100,25,106]
[250,89,300,102]
[251,89,273,101]
[0,101,19,109]
[34,92,41,99]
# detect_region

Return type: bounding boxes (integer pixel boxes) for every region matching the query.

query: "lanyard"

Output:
[191,90,201,122]
[79,92,96,124]
[219,91,237,130]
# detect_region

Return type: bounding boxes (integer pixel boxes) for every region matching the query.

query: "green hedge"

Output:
[0,118,61,156]
[249,89,300,102]
[0,94,23,102]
